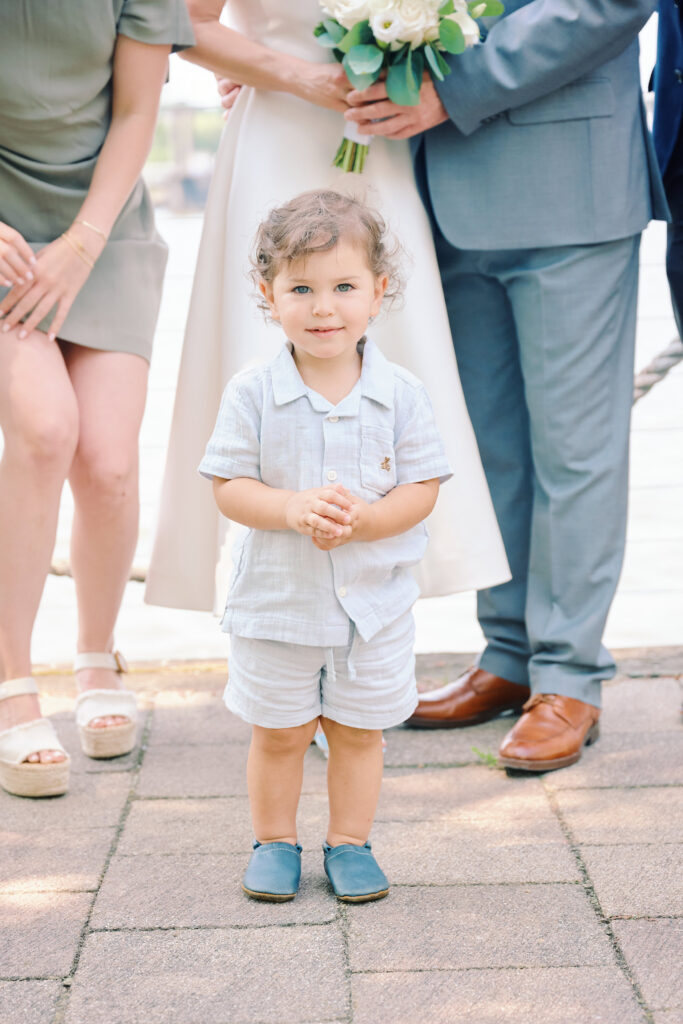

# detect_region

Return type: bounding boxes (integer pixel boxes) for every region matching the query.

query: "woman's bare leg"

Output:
[64,344,148,727]
[0,327,78,762]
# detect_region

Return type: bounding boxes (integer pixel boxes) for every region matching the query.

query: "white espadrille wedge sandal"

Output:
[0,678,70,797]
[74,651,137,759]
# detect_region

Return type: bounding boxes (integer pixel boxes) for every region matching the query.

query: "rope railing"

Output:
[46,334,683,584]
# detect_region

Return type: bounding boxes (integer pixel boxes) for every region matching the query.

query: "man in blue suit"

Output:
[654,0,683,331]
[347,0,668,771]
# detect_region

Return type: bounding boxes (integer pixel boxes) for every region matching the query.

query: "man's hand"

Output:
[344,74,449,140]
[285,483,353,539]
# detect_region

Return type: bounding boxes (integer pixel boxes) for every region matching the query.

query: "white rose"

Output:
[394,0,440,47]
[321,0,372,29]
[370,10,408,45]
[446,9,481,47]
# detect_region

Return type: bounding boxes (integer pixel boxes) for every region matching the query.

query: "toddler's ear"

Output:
[371,273,389,316]
[259,279,279,320]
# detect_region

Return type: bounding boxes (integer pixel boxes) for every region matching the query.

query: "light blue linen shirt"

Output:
[199,338,452,646]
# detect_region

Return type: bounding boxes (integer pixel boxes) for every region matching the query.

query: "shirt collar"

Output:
[271,337,394,412]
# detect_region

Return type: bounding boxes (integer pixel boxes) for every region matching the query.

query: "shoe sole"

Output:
[80,720,136,759]
[407,706,526,729]
[335,888,389,903]
[241,885,296,902]
[499,722,600,772]
[0,758,70,798]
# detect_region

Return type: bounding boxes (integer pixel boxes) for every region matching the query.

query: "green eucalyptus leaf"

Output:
[424,43,445,81]
[315,31,341,49]
[439,18,466,54]
[341,52,381,90]
[476,0,504,13]
[388,42,409,64]
[386,53,421,106]
[322,18,346,43]
[337,19,373,53]
[346,43,384,75]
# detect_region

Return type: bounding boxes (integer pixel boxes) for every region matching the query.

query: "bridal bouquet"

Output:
[315,0,503,172]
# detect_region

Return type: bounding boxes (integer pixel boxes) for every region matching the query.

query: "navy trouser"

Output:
[664,123,683,336]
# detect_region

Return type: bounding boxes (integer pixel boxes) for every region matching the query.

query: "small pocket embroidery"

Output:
[360,426,396,495]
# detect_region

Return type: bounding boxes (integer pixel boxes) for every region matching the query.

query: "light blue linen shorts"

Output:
[225,610,418,731]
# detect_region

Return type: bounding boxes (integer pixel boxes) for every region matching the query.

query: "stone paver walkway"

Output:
[1,653,681,1024]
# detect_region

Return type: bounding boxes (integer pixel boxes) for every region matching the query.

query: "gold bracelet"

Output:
[74,219,108,242]
[61,231,95,270]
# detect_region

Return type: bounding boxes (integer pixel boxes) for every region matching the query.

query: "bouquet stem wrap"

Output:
[334,120,373,174]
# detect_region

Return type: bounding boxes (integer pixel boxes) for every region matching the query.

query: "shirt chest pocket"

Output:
[360,425,397,496]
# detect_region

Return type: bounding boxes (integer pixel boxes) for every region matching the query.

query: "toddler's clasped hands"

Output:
[283,482,369,551]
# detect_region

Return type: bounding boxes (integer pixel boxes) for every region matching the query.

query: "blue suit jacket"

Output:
[412,0,668,250]
[653,1,683,174]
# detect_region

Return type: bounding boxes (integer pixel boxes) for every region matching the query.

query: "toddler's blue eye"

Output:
[292,285,310,294]
[336,283,353,292]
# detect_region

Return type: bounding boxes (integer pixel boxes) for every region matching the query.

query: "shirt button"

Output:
[327,470,337,481]
[338,586,347,598]
[328,415,339,423]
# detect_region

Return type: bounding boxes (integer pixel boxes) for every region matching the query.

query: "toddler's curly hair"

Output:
[251,189,403,313]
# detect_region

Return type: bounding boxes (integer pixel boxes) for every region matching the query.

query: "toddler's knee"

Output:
[323,719,380,748]
[254,723,313,756]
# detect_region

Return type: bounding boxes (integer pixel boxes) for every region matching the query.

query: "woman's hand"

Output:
[216,74,242,119]
[0,223,104,341]
[0,222,37,289]
[290,61,354,112]
[285,484,353,538]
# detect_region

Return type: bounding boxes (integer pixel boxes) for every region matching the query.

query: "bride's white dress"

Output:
[145,0,509,612]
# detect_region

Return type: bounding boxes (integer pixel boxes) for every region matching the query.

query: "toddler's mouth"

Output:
[307,327,343,335]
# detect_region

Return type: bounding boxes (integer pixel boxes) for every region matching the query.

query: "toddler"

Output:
[200,190,451,902]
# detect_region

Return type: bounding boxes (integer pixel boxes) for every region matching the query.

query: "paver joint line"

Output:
[543,781,659,1024]
[50,709,154,1024]
[87,920,346,933]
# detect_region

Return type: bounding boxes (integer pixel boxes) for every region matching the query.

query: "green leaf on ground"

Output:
[472,746,499,769]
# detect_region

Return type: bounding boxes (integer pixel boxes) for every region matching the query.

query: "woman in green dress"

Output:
[0,0,193,798]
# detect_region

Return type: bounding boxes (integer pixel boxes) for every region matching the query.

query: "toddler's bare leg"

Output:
[247,719,319,845]
[321,719,383,846]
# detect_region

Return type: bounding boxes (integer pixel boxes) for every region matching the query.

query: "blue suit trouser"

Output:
[664,123,683,336]
[428,214,640,707]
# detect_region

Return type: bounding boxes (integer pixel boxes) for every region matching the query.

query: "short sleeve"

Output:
[117,0,195,52]
[198,380,262,483]
[394,383,453,486]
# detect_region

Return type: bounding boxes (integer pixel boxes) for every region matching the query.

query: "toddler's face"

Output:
[260,239,387,366]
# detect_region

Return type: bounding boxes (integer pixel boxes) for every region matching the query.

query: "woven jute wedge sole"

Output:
[0,757,70,798]
[79,719,136,759]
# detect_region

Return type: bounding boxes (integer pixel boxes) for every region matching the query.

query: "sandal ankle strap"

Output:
[0,677,38,701]
[74,651,128,674]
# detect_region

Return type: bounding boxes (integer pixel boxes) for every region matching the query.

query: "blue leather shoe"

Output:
[242,840,302,902]
[323,841,389,902]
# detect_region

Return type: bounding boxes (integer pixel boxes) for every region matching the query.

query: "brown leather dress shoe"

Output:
[407,667,530,728]
[498,694,600,772]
